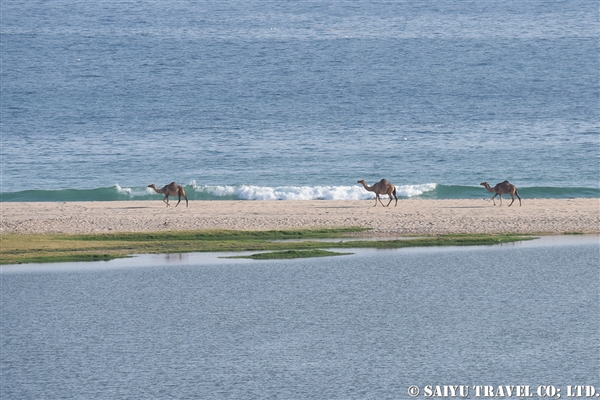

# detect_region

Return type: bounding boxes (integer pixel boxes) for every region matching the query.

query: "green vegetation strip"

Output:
[0,228,535,265]
[224,249,354,260]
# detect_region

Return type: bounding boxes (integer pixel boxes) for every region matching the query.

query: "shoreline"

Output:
[2,199,598,236]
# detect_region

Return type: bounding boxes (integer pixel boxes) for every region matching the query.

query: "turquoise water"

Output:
[1,1,598,201]
[2,237,598,398]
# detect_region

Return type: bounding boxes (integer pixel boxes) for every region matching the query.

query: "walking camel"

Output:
[148,182,188,207]
[480,181,521,206]
[357,179,398,207]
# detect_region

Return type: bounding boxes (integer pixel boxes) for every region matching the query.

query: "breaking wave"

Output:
[1,182,598,202]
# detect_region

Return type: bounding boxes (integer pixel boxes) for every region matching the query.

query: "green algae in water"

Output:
[224,249,353,260]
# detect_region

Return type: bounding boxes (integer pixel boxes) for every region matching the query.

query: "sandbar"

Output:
[1,199,598,236]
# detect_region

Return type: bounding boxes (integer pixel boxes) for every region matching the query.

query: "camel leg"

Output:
[498,194,503,206]
[177,188,189,207]
[491,193,498,206]
[515,190,521,206]
[163,195,170,207]
[508,193,515,207]
[374,194,379,207]
[175,195,182,207]
[385,193,393,207]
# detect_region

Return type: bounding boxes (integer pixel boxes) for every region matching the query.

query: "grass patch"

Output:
[224,249,353,260]
[13,254,123,264]
[0,229,535,265]
[71,228,370,242]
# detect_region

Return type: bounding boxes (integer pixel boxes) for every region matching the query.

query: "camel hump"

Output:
[169,181,177,185]
[502,180,510,184]
[379,179,389,183]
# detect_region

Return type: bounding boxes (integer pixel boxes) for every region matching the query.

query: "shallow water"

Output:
[2,234,598,273]
[2,236,598,398]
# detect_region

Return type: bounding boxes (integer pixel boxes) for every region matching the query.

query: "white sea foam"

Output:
[190,182,437,200]
[396,183,437,197]
[115,183,157,198]
[115,183,132,196]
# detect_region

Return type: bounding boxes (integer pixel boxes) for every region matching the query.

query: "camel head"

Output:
[480,182,497,193]
[357,180,366,184]
[148,184,162,193]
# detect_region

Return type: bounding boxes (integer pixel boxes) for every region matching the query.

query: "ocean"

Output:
[1,0,598,202]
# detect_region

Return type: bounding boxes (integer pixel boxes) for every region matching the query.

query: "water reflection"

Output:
[2,235,598,274]
[160,253,189,264]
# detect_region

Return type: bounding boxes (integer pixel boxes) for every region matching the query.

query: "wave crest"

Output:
[190,182,437,200]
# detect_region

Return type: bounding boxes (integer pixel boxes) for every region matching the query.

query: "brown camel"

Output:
[357,179,398,207]
[148,182,188,207]
[480,181,521,206]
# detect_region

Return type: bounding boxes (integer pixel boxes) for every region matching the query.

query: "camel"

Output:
[148,182,188,207]
[357,179,398,207]
[480,181,521,206]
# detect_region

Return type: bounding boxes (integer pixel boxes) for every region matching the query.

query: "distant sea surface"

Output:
[2,1,598,202]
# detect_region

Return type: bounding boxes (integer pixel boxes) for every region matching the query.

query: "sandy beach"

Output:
[1,198,598,236]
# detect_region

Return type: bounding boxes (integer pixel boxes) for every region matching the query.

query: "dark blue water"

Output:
[2,237,598,398]
[1,1,598,201]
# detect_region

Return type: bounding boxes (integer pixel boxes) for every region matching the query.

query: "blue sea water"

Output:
[1,0,598,201]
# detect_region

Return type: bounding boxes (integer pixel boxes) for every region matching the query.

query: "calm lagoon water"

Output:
[2,236,598,399]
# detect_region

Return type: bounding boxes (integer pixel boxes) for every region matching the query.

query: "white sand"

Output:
[1,199,598,236]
